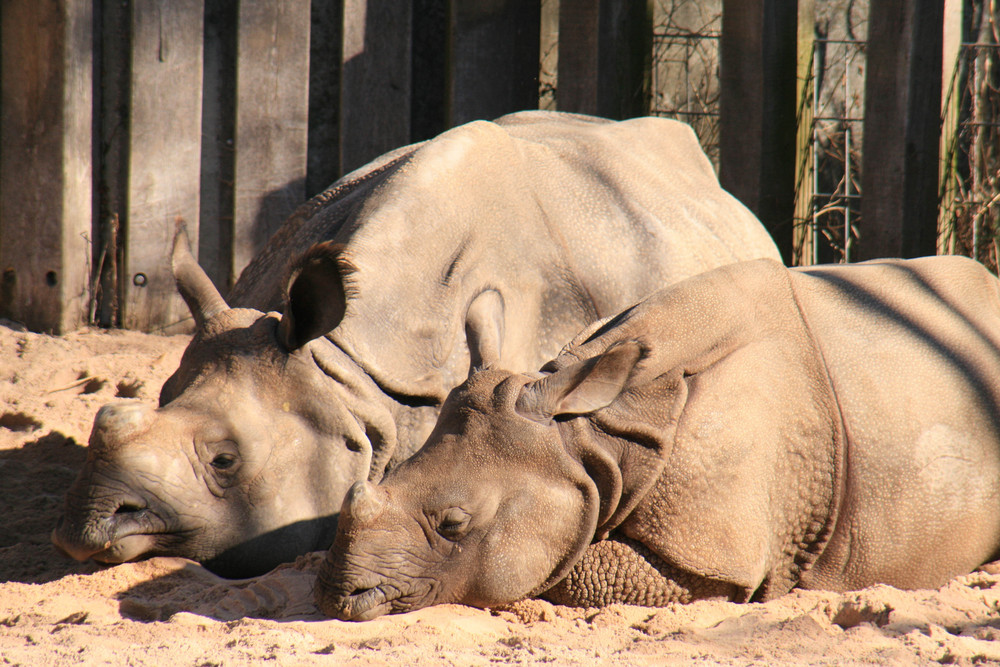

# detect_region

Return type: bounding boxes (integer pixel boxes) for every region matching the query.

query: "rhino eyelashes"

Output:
[435,508,472,540]
[210,453,237,470]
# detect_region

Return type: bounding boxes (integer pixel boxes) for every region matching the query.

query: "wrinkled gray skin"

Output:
[317,256,1000,620]
[52,111,778,578]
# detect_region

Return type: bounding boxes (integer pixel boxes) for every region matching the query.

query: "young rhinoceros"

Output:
[316,255,1000,620]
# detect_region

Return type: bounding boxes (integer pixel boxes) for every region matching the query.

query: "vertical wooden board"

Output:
[792,0,815,266]
[558,0,651,120]
[411,0,449,142]
[539,0,559,111]
[719,0,799,263]
[449,0,541,126]
[558,0,601,115]
[937,0,965,254]
[232,0,310,283]
[307,0,342,197]
[340,0,412,175]
[93,0,132,328]
[596,0,652,120]
[859,0,943,260]
[199,0,238,293]
[719,0,763,211]
[123,0,204,332]
[0,0,92,333]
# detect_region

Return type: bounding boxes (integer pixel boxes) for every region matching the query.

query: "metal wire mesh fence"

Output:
[648,1,1000,270]
[649,1,722,169]
[648,1,870,265]
[804,37,865,264]
[940,27,1000,272]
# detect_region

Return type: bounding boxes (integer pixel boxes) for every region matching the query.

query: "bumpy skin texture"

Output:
[53,111,778,577]
[318,255,1000,620]
[541,536,739,607]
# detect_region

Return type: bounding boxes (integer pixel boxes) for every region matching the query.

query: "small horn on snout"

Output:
[90,401,156,452]
[342,481,387,526]
[172,218,228,328]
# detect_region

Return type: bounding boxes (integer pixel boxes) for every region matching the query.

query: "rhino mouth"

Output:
[52,507,176,564]
[89,533,161,564]
[334,584,396,621]
[317,574,440,621]
[315,564,400,621]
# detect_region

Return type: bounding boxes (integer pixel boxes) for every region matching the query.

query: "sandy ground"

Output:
[3,322,1000,666]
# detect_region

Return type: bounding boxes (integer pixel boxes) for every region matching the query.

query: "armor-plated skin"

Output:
[317,256,1000,619]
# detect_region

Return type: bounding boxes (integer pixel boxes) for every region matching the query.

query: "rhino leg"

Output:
[540,535,740,607]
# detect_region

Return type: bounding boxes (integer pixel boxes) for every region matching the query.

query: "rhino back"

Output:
[228,140,423,311]
[235,111,779,402]
[494,112,778,317]
[790,256,1000,590]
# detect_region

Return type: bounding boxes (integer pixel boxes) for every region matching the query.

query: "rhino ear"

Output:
[172,219,229,328]
[515,341,642,422]
[279,242,353,350]
[465,289,504,373]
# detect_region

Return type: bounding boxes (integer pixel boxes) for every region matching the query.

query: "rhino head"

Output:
[52,227,394,577]
[316,342,642,620]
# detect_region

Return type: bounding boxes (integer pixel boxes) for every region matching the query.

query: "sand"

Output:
[2,321,1000,666]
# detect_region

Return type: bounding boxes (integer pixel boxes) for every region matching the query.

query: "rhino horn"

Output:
[341,480,387,526]
[90,401,156,453]
[172,219,229,328]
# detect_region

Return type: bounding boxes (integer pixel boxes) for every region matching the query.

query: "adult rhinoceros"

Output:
[52,111,779,577]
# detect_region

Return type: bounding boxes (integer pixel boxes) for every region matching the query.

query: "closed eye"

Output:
[211,453,237,470]
[436,508,471,540]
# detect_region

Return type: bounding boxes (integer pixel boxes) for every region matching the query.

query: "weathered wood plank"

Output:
[558,0,651,119]
[540,0,559,111]
[199,0,238,294]
[558,0,601,115]
[411,0,449,142]
[307,0,342,197]
[858,0,943,260]
[340,0,413,175]
[93,0,131,328]
[937,0,965,255]
[0,0,93,333]
[449,0,541,126]
[122,0,204,332]
[792,0,815,266]
[719,0,799,263]
[232,0,311,283]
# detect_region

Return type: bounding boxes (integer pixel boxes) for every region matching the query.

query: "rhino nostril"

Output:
[114,502,145,515]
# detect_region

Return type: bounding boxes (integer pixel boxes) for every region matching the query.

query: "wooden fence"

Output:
[0,0,959,334]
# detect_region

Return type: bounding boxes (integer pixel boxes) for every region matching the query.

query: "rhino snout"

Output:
[52,485,162,564]
[315,549,397,621]
[340,480,387,526]
[318,582,392,621]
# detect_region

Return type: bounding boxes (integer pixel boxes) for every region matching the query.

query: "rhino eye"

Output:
[436,508,471,540]
[210,453,237,470]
